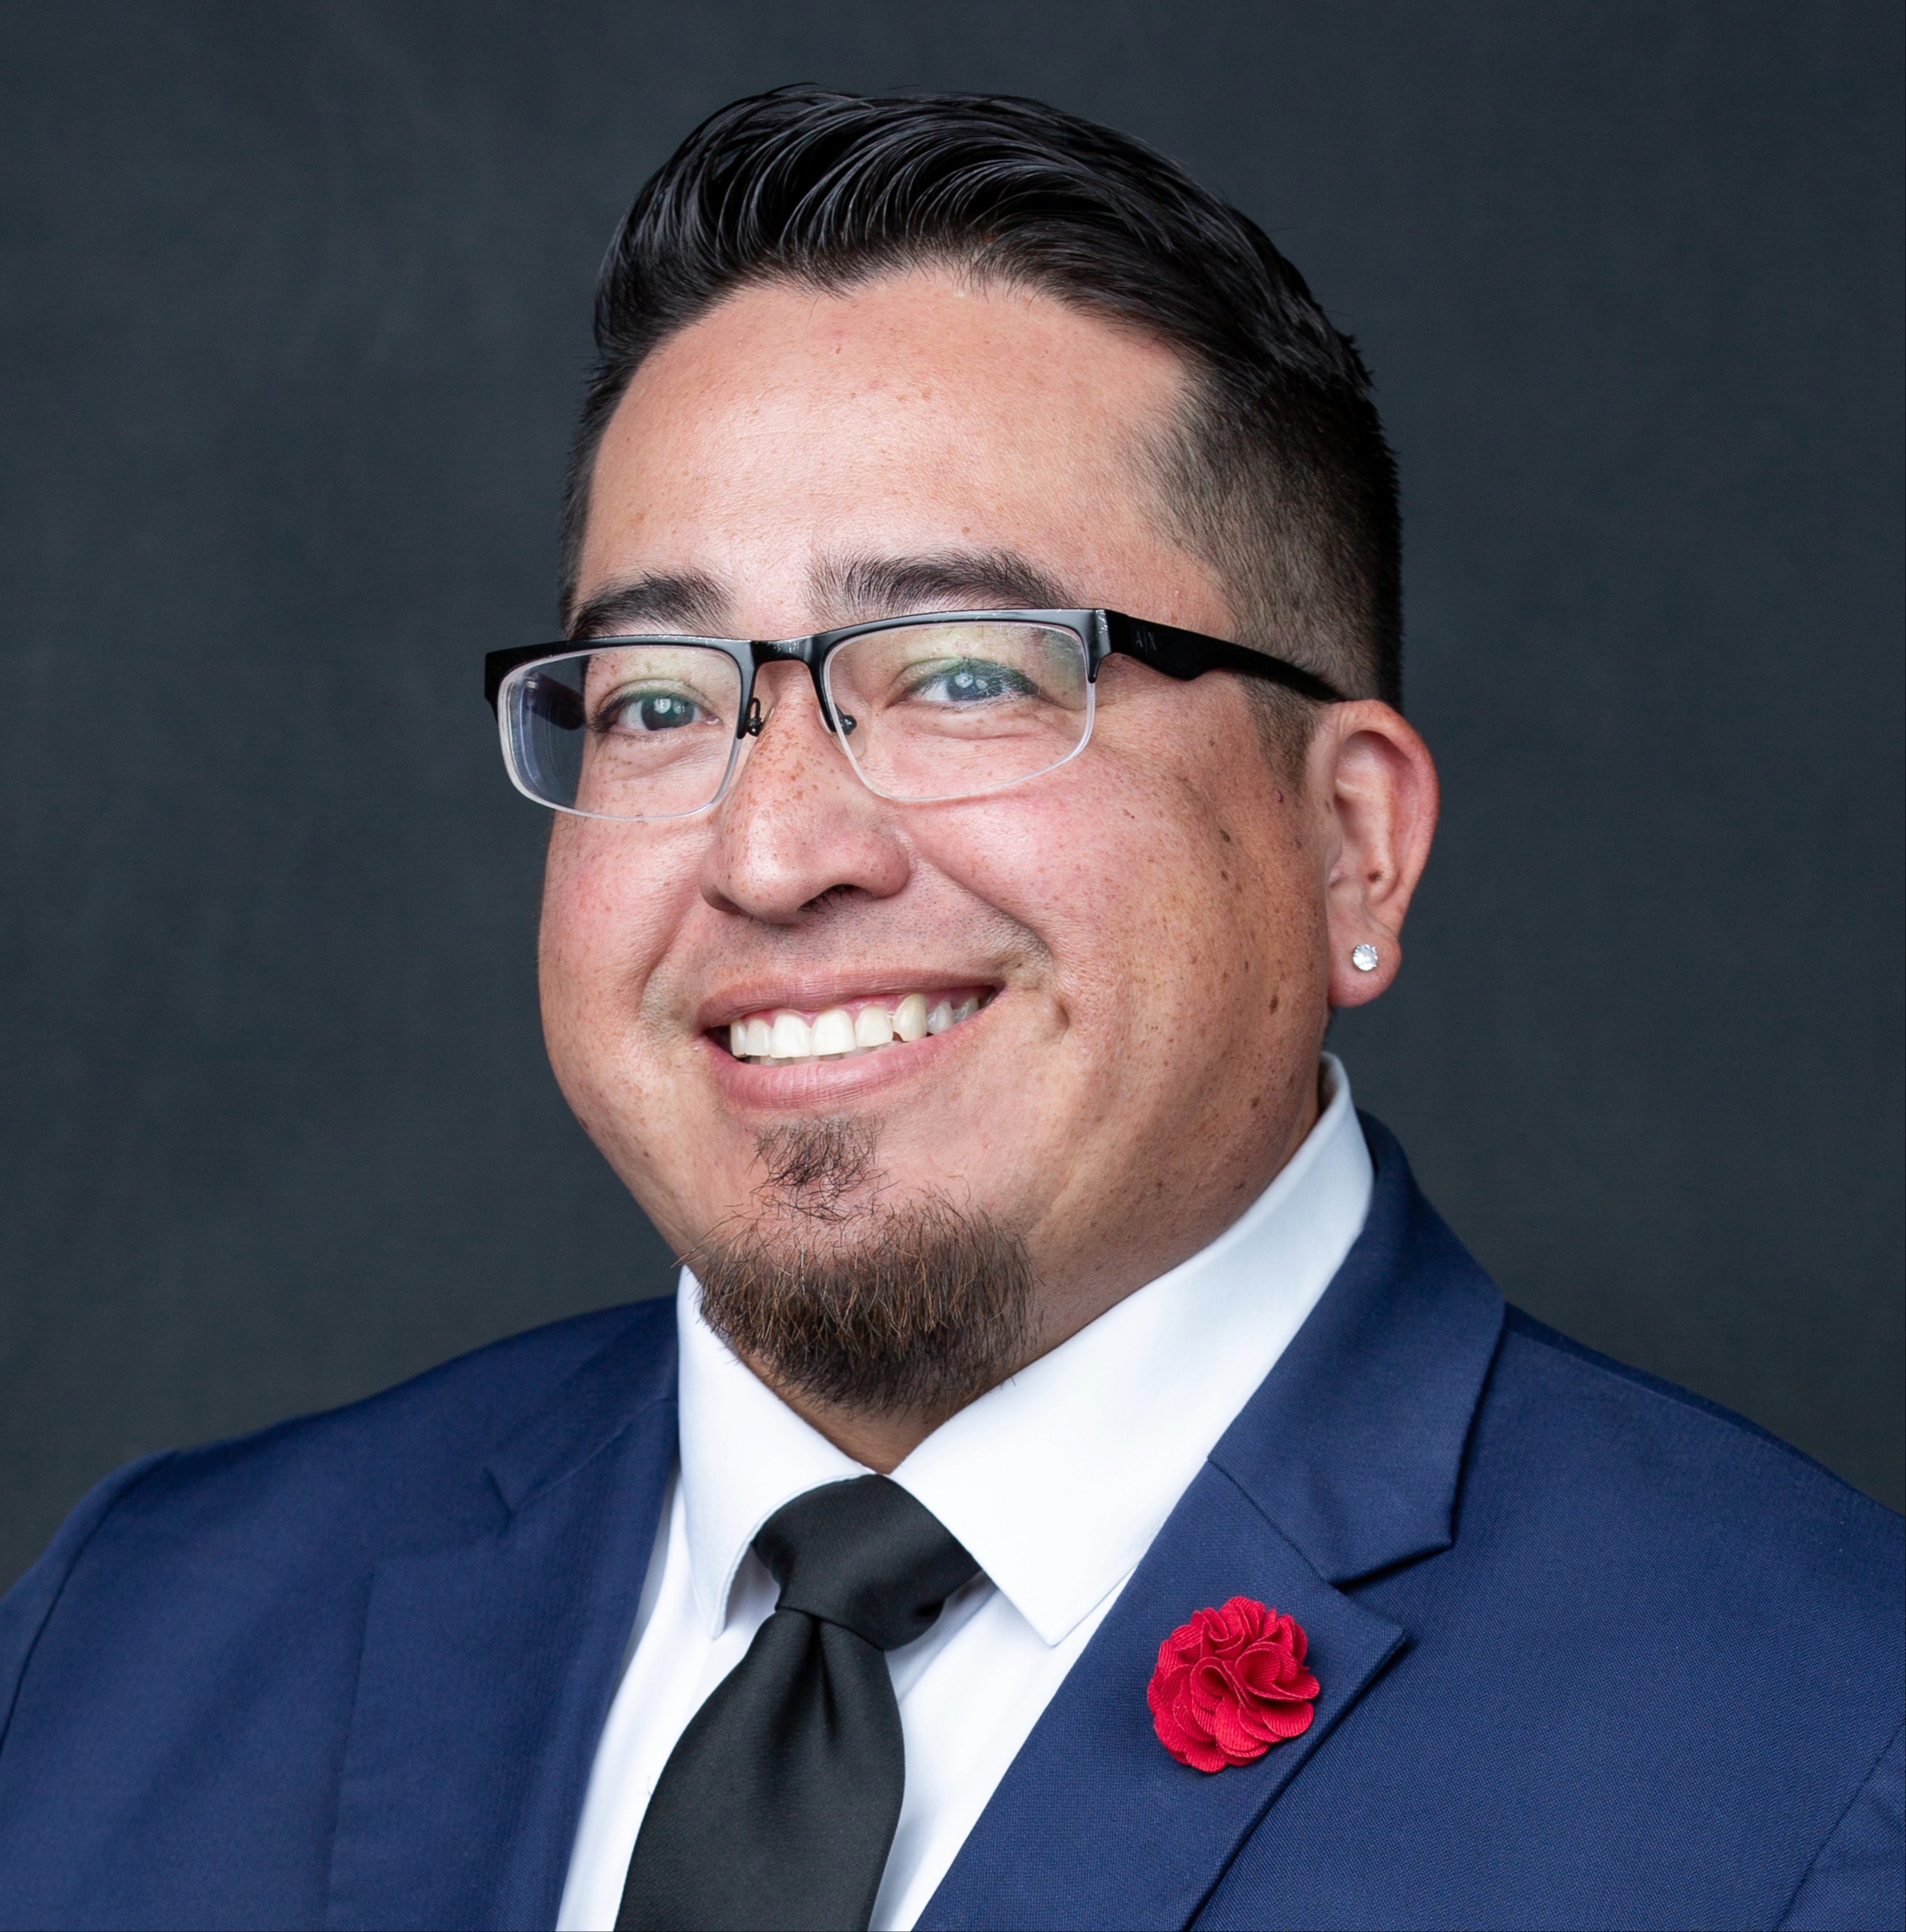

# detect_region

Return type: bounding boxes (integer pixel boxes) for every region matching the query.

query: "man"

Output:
[0,88,1898,1932]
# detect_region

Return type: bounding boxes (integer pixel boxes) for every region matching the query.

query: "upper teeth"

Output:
[727,991,984,1063]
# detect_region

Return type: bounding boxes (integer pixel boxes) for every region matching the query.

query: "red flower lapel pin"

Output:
[1147,1597,1319,1772]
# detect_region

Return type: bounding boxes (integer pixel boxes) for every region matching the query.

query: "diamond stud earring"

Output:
[1351,943,1380,972]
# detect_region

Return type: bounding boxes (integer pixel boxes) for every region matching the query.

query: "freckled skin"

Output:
[539,272,1438,1469]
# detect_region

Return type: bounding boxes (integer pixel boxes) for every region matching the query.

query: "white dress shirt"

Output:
[557,1054,1373,1931]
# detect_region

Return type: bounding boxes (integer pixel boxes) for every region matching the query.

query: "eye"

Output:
[906,658,1041,705]
[597,689,707,734]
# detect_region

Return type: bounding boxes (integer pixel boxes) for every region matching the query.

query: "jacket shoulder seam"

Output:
[1773,1717,1906,1929]
[1501,1307,1885,1508]
[168,1300,671,1473]
[0,1451,176,1753]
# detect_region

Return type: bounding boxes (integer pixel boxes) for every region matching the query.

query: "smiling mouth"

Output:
[719,987,995,1065]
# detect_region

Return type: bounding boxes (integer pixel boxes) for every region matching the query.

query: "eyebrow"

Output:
[567,572,733,641]
[564,549,1081,644]
[813,549,1077,623]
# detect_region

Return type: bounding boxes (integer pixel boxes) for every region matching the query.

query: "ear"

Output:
[1308,700,1441,1009]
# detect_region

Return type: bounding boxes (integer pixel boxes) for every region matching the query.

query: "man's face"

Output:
[542,272,1354,1354]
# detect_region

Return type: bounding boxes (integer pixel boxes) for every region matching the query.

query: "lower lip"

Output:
[703,999,996,1108]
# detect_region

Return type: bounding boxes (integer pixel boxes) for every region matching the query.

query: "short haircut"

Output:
[561,87,1402,711]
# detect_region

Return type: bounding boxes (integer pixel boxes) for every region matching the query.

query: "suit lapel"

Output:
[922,1118,1504,1931]
[919,1466,1404,1931]
[326,1308,678,1932]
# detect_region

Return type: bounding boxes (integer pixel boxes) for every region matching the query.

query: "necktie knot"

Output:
[620,1474,978,1930]
[755,1475,978,1652]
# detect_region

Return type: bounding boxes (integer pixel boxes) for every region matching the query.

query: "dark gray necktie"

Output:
[616,1474,978,1932]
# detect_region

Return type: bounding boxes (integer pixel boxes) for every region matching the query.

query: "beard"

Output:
[690,1115,1034,1418]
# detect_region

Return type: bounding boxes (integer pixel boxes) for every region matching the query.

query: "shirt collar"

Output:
[675,1053,1372,1646]
[676,1294,863,1637]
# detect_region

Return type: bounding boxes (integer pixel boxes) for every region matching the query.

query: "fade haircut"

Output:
[561,87,1402,712]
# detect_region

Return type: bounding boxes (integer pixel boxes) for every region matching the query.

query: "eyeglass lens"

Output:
[503,621,1092,818]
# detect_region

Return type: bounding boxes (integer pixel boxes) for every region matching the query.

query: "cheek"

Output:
[918,764,1280,1059]
[941,702,1327,1071]
[539,824,699,1044]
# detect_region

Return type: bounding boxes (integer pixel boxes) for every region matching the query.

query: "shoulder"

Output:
[1472,1305,1900,1645]
[1453,1313,1904,1920]
[1488,1307,1898,1550]
[1218,1297,1903,1929]
[97,1294,674,1544]
[0,1297,678,1717]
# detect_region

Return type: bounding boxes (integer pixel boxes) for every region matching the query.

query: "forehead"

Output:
[575,271,1199,615]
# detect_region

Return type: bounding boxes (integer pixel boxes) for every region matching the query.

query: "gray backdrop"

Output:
[3,1,1901,1590]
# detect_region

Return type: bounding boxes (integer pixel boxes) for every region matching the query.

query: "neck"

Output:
[763,1389,955,1476]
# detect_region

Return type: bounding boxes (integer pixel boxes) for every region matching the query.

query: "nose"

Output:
[697,662,911,923]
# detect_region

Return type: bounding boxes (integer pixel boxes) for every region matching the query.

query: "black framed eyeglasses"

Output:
[482,608,1344,821]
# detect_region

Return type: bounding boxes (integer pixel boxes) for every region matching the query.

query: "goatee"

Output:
[690,1117,1034,1418]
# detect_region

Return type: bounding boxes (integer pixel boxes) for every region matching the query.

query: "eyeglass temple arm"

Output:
[484,641,559,713]
[1098,611,1346,705]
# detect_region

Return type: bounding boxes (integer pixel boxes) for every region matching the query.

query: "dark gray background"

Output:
[3,1,1900,1590]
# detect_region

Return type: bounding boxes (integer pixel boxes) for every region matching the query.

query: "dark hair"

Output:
[562,87,1401,709]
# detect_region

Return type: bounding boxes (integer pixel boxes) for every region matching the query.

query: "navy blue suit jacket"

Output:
[2,1121,1899,1930]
